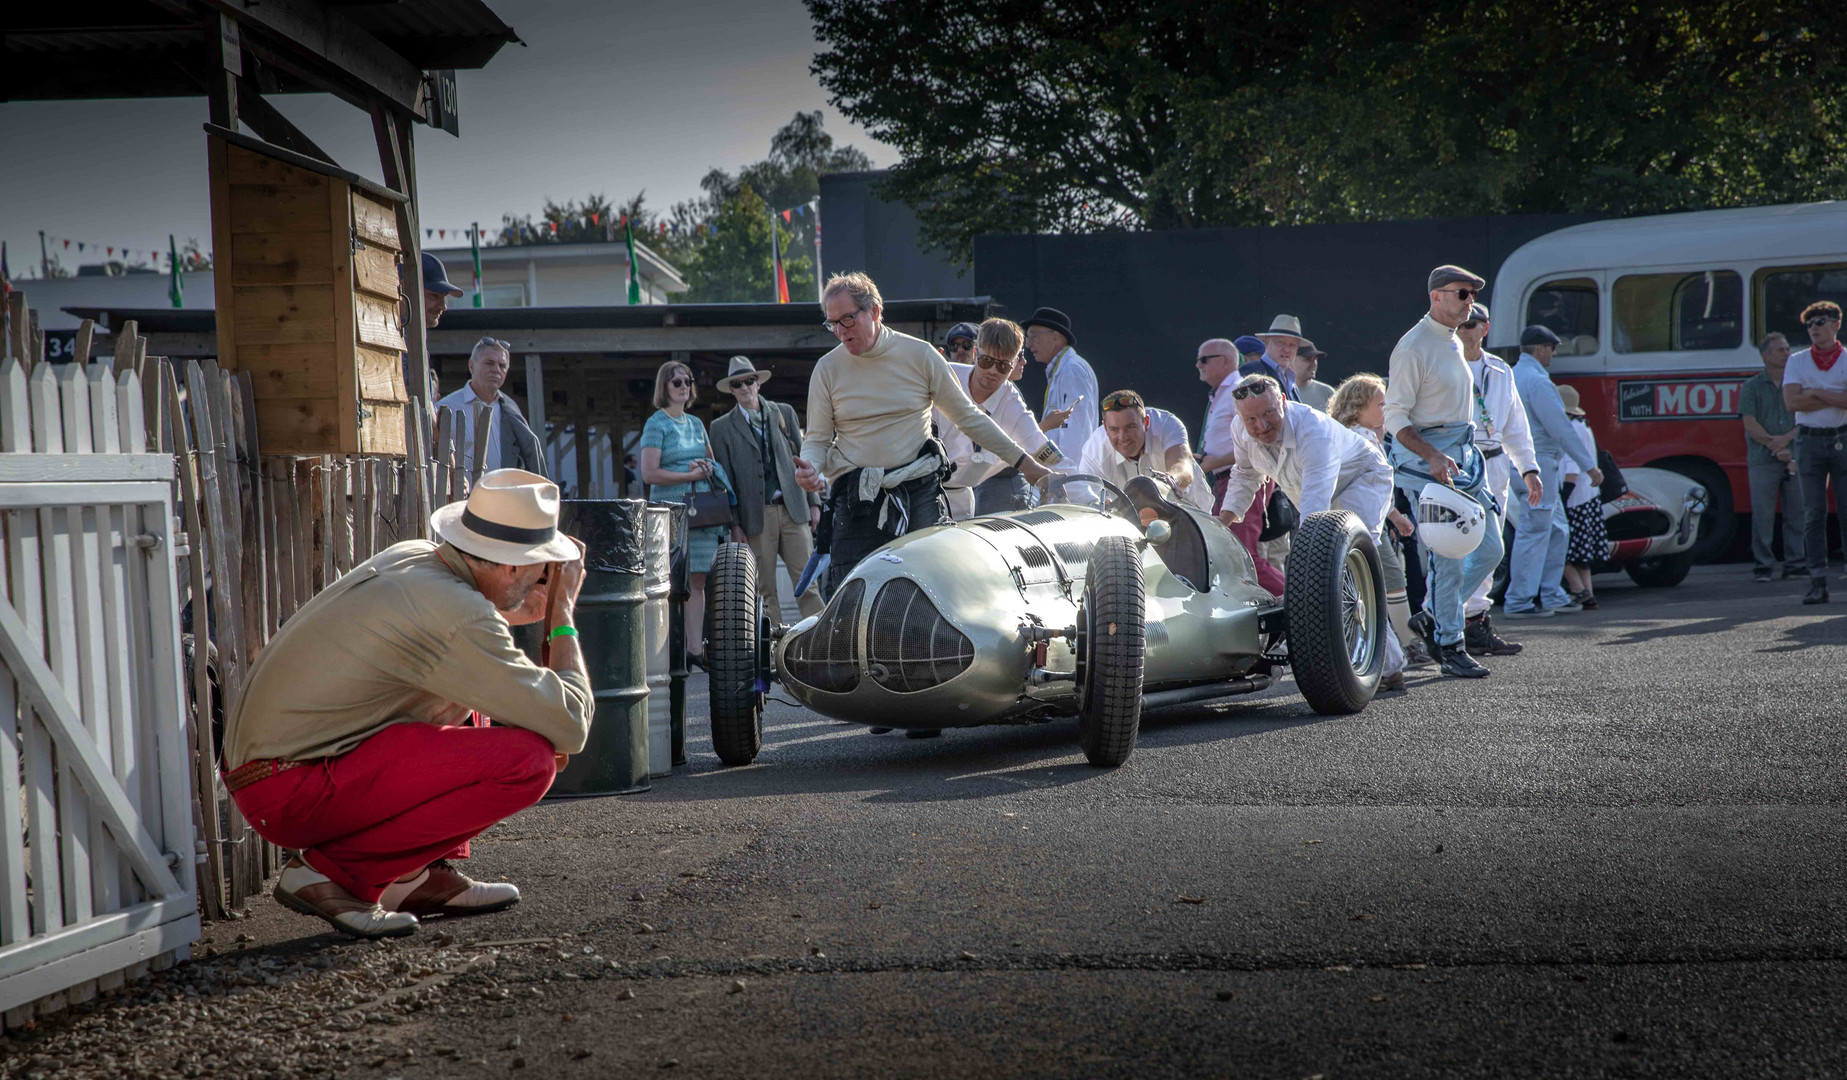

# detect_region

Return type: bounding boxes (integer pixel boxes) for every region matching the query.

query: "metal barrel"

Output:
[643,506,673,777]
[664,503,689,766]
[549,499,650,798]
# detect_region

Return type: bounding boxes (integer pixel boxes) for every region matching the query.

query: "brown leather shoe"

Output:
[273,864,419,939]
[381,860,521,918]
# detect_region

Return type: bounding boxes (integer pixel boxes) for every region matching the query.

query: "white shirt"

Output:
[1565,418,1600,509]
[1042,347,1100,464]
[1467,353,1538,477]
[435,383,503,477]
[1222,400,1392,522]
[1384,315,1473,434]
[1076,408,1212,510]
[936,364,1059,489]
[1201,380,1240,460]
[1783,346,1847,428]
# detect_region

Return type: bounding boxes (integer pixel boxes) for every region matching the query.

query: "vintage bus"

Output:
[1487,201,1847,561]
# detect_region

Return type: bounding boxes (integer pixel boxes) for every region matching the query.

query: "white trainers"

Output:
[273,863,419,939]
[380,860,521,918]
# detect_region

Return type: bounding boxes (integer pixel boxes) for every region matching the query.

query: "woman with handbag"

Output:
[640,360,734,667]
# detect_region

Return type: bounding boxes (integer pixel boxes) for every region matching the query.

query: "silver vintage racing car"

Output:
[704,473,1386,767]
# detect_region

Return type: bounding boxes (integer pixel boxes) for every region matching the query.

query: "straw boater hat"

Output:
[1256,314,1310,346]
[1557,384,1587,418]
[430,469,580,566]
[715,355,773,392]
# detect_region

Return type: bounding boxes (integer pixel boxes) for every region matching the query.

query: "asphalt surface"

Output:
[7,563,1845,1079]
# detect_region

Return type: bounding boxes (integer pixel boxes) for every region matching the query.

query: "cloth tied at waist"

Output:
[1389,422,1498,516]
[840,442,948,538]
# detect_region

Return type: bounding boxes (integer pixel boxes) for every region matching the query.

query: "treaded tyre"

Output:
[1076,534,1145,767]
[708,542,764,766]
[1286,510,1385,715]
[1626,551,1693,588]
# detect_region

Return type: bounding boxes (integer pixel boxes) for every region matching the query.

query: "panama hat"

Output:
[715,355,773,392]
[430,469,581,566]
[1255,314,1310,345]
[1557,384,1587,418]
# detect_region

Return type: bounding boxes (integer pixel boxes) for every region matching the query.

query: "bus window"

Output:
[1754,264,1847,342]
[1612,270,1742,353]
[1525,277,1599,356]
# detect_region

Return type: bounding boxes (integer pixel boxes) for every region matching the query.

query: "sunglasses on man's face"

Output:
[1438,287,1478,301]
[1805,315,1840,328]
[1195,353,1233,366]
[948,340,975,353]
[1461,320,1482,329]
[974,353,1013,372]
[730,377,757,389]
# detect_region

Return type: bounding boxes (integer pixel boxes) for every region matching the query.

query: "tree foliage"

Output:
[490,112,867,302]
[808,0,1847,263]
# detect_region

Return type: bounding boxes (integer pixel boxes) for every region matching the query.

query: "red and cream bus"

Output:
[1488,202,1847,561]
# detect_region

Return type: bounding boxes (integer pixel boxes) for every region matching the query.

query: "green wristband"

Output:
[547,625,579,642]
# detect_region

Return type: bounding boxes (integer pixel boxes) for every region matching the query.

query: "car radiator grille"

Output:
[784,579,864,693]
[1605,508,1671,543]
[867,579,975,693]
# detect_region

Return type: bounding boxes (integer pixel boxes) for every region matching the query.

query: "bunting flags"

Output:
[37,235,185,265]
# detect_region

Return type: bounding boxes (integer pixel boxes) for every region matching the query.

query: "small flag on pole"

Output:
[770,210,789,304]
[625,217,642,305]
[470,223,484,308]
[167,235,184,308]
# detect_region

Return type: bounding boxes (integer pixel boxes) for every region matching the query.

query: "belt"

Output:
[1481,446,1504,460]
[222,757,314,793]
[1797,423,1847,435]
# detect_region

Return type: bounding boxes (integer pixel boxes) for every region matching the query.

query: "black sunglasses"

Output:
[668,377,692,388]
[1805,315,1840,327]
[1438,287,1478,301]
[730,376,757,388]
[948,339,976,352]
[1195,353,1233,365]
[1230,381,1275,401]
[1461,320,1482,329]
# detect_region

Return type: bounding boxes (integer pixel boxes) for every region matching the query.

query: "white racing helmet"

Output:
[1417,482,1487,559]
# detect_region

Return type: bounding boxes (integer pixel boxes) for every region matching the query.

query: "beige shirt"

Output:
[802,326,1030,482]
[1384,315,1474,435]
[224,541,594,768]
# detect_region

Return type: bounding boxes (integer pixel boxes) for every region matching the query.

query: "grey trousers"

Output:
[1795,429,1847,579]
[1747,459,1805,572]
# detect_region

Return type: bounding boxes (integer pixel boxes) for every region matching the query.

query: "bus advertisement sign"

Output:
[1616,377,1749,422]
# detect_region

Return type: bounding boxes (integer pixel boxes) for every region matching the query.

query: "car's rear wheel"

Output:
[1076,535,1145,767]
[1286,510,1386,715]
[708,542,764,766]
[1626,551,1694,588]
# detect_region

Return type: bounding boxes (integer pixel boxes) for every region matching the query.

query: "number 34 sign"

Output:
[1617,378,1748,421]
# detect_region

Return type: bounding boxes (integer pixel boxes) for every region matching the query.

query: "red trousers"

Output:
[230,722,557,903]
[1212,474,1285,595]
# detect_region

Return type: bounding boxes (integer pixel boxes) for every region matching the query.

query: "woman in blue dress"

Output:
[639,360,733,666]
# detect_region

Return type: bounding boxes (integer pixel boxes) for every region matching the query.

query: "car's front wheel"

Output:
[1626,551,1694,588]
[1286,510,1386,715]
[1076,535,1145,767]
[707,542,764,766]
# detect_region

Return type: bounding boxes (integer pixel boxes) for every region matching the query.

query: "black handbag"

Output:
[1596,448,1628,503]
[684,472,734,530]
[1258,487,1299,542]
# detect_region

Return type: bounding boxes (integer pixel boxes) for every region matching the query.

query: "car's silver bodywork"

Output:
[1600,466,1706,563]
[774,492,1279,729]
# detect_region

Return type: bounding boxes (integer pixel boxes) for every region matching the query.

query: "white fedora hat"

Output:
[430,469,580,566]
[1255,314,1310,344]
[715,355,773,392]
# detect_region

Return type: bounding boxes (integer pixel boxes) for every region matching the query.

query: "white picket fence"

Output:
[0,358,197,1024]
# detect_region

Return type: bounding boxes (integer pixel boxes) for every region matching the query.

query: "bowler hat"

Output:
[1520,324,1563,348]
[1021,307,1076,347]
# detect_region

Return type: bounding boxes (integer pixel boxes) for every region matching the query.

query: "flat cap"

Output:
[1520,324,1562,347]
[1468,302,1491,323]
[1428,264,1487,292]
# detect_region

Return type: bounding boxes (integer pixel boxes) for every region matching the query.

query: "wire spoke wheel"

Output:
[1284,510,1385,715]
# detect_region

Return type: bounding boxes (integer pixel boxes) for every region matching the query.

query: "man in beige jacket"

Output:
[223,470,593,939]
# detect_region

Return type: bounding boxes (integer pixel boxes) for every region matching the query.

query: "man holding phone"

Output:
[1022,307,1099,465]
[223,470,593,939]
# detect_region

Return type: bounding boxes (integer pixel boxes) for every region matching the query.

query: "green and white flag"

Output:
[625,218,642,305]
[167,235,183,308]
[470,223,483,308]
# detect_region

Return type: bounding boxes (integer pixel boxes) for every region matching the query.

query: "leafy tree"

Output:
[808,0,1847,263]
[678,185,815,304]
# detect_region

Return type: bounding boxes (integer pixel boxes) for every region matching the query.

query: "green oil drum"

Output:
[549,499,650,798]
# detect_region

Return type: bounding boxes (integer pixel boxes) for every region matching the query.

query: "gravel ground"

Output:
[3,563,1843,1079]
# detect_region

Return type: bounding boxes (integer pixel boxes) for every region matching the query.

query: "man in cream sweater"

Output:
[797,274,1051,587]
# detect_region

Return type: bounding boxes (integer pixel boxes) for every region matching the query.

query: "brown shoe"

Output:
[273,863,419,939]
[381,860,521,918]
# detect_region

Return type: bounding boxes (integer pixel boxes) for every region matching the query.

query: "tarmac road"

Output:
[6,564,1843,1079]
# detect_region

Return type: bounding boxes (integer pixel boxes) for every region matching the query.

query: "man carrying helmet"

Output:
[1218,373,1405,687]
[1383,266,1506,678]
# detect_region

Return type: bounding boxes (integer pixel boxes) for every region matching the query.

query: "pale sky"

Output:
[0,0,893,277]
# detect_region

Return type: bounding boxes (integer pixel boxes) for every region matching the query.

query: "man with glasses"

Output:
[1244,316,1310,403]
[1078,390,1212,511]
[940,322,979,362]
[1505,324,1599,620]
[1451,303,1543,654]
[1291,345,1337,412]
[435,337,549,480]
[710,356,825,619]
[1196,337,1284,594]
[796,273,1051,588]
[1782,300,1847,604]
[1383,265,1503,678]
[936,318,1062,519]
